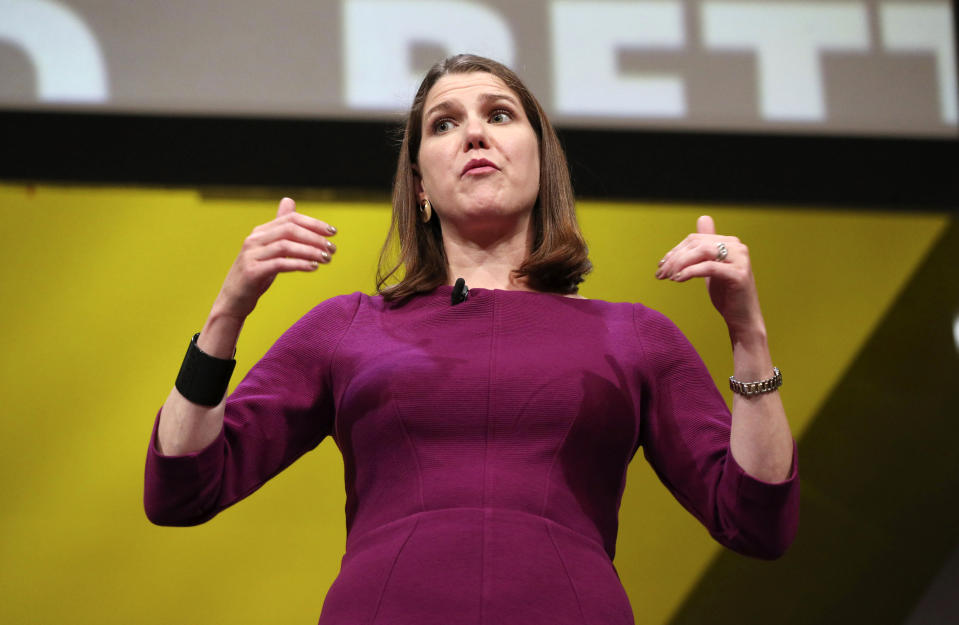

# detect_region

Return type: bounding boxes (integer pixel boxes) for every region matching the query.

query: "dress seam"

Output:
[330,292,364,447]
[629,304,651,464]
[389,392,427,512]
[480,291,497,624]
[368,517,420,625]
[539,383,586,519]
[545,520,590,625]
[345,506,608,554]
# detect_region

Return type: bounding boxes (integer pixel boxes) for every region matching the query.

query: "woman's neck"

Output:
[441,217,533,291]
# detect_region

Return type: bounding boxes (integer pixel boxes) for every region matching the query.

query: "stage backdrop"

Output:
[0,183,954,624]
[1,0,956,137]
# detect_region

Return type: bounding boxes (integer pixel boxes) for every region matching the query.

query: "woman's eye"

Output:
[434,119,453,133]
[490,110,512,123]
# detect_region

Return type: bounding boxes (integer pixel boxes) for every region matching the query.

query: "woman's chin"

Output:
[450,191,534,220]
[447,203,530,229]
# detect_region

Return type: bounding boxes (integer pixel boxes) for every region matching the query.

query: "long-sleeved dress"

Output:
[144,286,799,625]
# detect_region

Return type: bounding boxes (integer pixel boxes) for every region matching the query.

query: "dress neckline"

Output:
[430,285,588,300]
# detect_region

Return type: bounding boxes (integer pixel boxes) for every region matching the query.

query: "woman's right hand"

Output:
[157,197,337,455]
[213,197,337,321]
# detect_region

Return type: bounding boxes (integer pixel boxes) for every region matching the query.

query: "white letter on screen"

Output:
[344,0,515,111]
[703,2,868,121]
[0,0,107,101]
[880,2,957,126]
[552,1,685,117]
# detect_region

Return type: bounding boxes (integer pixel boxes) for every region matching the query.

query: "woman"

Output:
[145,55,798,624]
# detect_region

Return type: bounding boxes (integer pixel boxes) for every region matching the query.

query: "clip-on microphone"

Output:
[451,277,469,305]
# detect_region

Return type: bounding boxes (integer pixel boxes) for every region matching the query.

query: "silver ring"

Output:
[715,241,728,262]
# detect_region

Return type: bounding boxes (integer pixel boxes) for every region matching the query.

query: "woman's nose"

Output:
[463,117,489,151]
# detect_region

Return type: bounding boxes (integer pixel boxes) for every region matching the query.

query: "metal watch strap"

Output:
[174,333,237,407]
[729,367,782,397]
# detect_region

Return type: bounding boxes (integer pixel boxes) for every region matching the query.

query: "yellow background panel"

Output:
[0,184,946,624]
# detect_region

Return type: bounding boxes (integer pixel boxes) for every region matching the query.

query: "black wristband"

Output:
[174,333,237,407]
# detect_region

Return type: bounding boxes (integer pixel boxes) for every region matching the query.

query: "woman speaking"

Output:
[144,55,798,624]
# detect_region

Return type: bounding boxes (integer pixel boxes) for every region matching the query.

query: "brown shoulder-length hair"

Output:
[376,54,591,301]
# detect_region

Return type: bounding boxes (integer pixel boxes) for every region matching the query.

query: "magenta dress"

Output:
[144,287,799,624]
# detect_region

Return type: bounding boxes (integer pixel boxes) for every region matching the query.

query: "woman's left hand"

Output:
[655,216,764,337]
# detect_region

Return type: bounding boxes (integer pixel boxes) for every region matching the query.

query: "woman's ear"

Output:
[412,164,427,204]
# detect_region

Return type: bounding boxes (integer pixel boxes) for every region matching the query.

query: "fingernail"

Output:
[672,271,682,281]
[655,269,663,279]
[657,258,665,267]
[309,261,319,270]
[320,251,330,261]
[327,225,337,235]
[327,241,337,253]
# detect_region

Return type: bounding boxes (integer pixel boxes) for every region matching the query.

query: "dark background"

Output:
[1,111,957,210]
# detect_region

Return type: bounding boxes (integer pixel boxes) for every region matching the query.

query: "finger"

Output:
[255,239,331,264]
[697,215,716,235]
[656,234,696,275]
[658,243,709,278]
[287,211,338,237]
[251,221,337,253]
[657,235,727,279]
[276,197,296,219]
[259,256,323,275]
[670,259,737,283]
[267,198,337,236]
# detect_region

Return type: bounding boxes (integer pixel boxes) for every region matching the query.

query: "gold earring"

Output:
[419,199,432,223]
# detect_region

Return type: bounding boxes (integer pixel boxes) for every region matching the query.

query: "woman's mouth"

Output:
[462,159,499,176]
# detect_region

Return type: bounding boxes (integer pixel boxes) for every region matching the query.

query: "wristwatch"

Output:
[729,367,782,397]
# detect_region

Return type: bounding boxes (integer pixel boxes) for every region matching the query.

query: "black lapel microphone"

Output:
[451,278,469,305]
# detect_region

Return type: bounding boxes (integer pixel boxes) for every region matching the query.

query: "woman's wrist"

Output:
[729,324,767,350]
[729,324,776,382]
[197,305,246,359]
[727,313,768,349]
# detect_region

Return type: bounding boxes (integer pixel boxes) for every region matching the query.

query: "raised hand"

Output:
[158,198,338,453]
[214,197,337,321]
[655,215,764,337]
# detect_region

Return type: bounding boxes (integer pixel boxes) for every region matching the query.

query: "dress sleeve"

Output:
[143,292,362,526]
[633,304,799,559]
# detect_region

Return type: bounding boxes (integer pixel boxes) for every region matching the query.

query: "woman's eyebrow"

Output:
[425,100,459,120]
[479,93,519,108]
[425,93,519,120]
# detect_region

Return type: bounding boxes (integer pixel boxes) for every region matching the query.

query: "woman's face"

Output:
[416,72,540,232]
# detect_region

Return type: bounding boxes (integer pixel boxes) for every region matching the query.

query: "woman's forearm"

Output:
[727,327,794,482]
[156,308,245,456]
